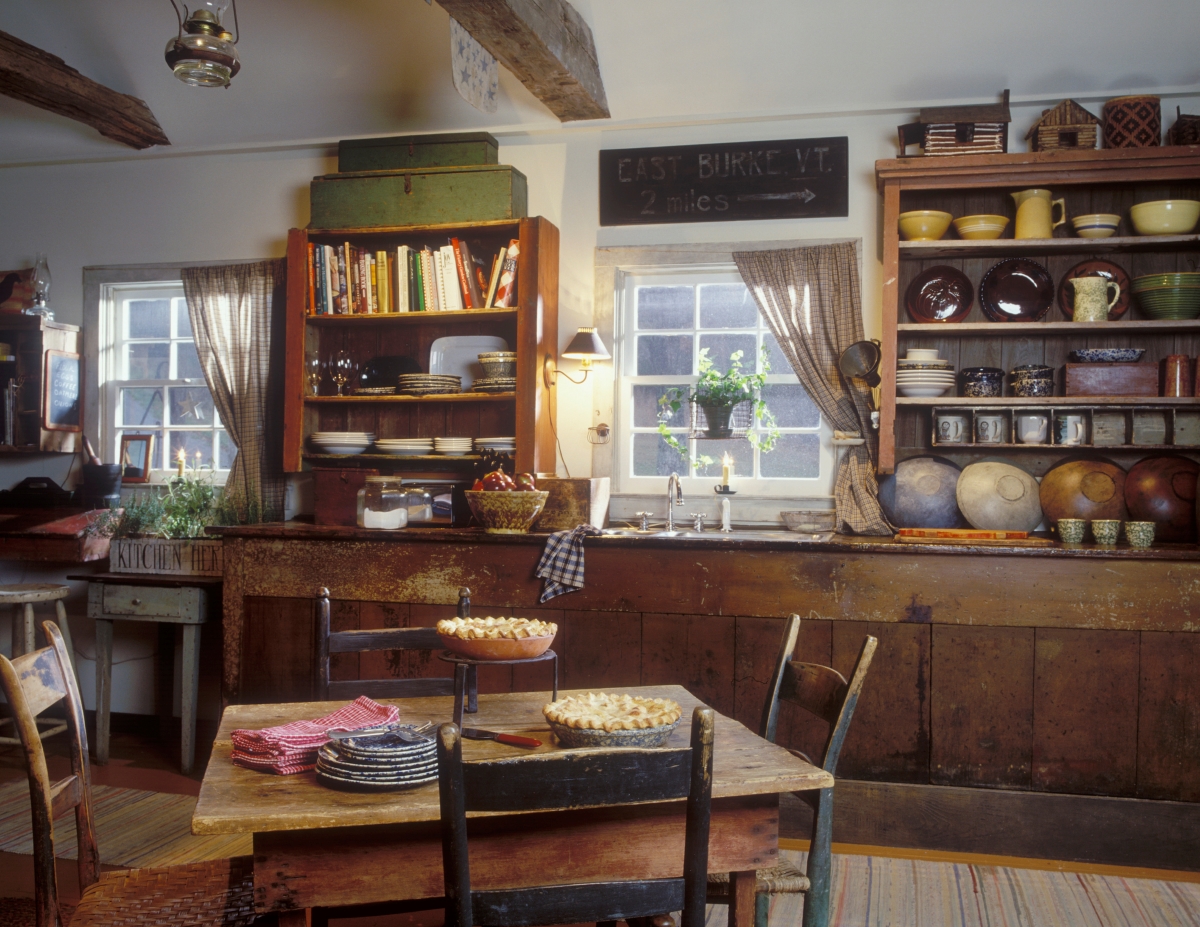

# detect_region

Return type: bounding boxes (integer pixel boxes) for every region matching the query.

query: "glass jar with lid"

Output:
[357,476,408,529]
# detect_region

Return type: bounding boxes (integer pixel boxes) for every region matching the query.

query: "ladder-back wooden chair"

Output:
[706,614,877,927]
[0,620,258,927]
[317,585,472,701]
[438,707,715,927]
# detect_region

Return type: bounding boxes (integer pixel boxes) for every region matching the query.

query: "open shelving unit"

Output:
[876,146,1200,475]
[282,216,558,475]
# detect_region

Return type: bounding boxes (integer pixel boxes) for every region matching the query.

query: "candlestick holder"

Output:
[713,484,737,495]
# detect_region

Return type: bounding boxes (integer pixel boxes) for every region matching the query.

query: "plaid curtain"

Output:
[182,260,286,521]
[733,242,893,535]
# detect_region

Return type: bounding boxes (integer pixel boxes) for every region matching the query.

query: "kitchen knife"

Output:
[460,728,542,748]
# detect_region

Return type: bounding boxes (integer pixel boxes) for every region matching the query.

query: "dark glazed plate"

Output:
[1056,259,1131,320]
[905,265,974,323]
[979,258,1054,322]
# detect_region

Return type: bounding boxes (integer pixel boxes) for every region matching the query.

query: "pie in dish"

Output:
[436,616,557,640]
[543,692,683,733]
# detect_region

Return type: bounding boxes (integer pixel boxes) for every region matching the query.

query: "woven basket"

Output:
[1167,107,1200,146]
[1102,95,1161,148]
[689,399,753,439]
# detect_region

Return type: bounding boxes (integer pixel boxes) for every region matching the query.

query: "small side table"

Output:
[71,572,220,775]
[438,650,559,727]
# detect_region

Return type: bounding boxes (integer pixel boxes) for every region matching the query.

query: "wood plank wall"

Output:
[240,597,1200,803]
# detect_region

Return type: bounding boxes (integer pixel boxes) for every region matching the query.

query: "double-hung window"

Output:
[100,281,231,477]
[612,264,834,500]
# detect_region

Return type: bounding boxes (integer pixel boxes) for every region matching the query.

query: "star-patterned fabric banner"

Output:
[450,18,498,114]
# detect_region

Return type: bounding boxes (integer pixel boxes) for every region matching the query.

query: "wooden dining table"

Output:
[193,685,833,927]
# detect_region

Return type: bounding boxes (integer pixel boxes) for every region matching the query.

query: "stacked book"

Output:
[307,237,519,316]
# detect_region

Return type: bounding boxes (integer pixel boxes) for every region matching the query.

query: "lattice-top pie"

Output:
[543,692,683,732]
[436,616,557,640]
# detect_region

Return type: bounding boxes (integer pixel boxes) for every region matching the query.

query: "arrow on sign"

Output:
[736,189,817,203]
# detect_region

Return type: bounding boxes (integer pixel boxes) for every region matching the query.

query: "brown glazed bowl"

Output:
[1124,455,1199,542]
[465,490,549,534]
[1039,459,1128,525]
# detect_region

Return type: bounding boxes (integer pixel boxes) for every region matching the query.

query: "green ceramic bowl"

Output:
[1131,272,1200,290]
[1133,288,1200,319]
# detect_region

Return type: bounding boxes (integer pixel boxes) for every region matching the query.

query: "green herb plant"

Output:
[656,346,780,470]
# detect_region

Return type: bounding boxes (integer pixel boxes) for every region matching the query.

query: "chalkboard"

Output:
[43,350,82,432]
[599,137,848,226]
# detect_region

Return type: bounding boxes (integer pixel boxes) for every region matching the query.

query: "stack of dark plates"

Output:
[316,722,437,792]
[397,374,462,396]
[471,376,516,394]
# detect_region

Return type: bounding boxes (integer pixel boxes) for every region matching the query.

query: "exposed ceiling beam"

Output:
[438,0,609,122]
[0,29,169,150]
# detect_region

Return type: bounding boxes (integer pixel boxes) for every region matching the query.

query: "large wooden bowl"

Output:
[878,456,967,528]
[438,633,555,661]
[1039,458,1127,525]
[1125,455,1199,542]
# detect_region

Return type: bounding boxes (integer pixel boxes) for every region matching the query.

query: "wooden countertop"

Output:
[206,520,1200,560]
[0,508,110,562]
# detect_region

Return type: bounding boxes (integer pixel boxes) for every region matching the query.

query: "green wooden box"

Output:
[338,131,499,172]
[309,165,528,229]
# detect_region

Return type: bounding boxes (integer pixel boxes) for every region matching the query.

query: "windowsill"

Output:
[133,470,230,487]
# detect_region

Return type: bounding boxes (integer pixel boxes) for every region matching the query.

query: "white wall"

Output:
[2,92,1197,713]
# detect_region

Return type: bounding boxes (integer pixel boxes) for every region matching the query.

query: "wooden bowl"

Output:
[955,461,1042,532]
[1125,455,1199,542]
[878,456,967,528]
[438,633,555,661]
[1039,459,1127,525]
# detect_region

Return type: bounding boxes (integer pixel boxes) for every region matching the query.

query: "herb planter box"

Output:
[110,538,224,577]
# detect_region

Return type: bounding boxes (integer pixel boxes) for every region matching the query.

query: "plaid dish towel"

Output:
[536,525,601,602]
[231,695,399,775]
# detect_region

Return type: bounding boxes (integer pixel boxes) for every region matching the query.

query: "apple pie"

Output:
[436,616,557,640]
[543,692,683,732]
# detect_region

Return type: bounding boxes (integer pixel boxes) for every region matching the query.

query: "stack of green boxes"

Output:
[309,131,528,229]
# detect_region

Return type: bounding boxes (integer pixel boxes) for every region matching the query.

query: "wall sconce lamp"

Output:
[543,327,611,387]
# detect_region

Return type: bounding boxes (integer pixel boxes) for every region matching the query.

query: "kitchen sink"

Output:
[598,528,834,543]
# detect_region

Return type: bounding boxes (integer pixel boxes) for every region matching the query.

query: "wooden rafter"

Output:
[0,30,169,150]
[438,0,609,122]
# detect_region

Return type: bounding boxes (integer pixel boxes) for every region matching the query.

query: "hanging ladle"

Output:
[838,339,882,388]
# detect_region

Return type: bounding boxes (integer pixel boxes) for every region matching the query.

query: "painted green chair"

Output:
[705,614,877,927]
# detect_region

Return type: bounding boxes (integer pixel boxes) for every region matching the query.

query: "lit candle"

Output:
[176,450,185,478]
[194,450,202,471]
[721,453,733,487]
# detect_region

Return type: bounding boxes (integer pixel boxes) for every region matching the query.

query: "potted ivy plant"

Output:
[657,347,780,466]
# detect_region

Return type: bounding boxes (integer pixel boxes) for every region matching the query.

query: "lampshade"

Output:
[165,0,241,88]
[561,328,611,362]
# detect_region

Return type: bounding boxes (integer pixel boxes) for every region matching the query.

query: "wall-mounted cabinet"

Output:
[282,217,558,474]
[876,146,1200,475]
[0,315,81,454]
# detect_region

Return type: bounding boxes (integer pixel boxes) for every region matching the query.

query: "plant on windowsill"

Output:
[657,347,780,469]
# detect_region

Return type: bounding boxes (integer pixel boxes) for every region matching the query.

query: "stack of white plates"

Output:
[397,374,462,396]
[896,359,956,398]
[475,436,516,453]
[433,437,474,457]
[471,376,516,394]
[309,432,375,455]
[374,438,434,457]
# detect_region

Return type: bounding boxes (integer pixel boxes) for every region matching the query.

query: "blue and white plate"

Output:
[1069,348,1146,363]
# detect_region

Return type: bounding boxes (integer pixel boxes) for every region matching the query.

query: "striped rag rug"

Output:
[0,780,250,868]
[704,849,1200,927]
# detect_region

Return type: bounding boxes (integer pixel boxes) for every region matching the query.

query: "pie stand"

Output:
[438,650,558,727]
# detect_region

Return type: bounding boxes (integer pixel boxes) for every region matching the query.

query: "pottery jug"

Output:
[1068,275,1121,322]
[1011,188,1066,239]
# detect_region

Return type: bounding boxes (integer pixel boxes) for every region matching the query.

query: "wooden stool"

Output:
[0,582,75,746]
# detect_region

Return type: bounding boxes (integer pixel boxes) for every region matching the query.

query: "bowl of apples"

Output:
[465,471,549,534]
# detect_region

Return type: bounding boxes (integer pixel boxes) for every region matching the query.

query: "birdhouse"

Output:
[1025,100,1101,151]
[898,90,1011,157]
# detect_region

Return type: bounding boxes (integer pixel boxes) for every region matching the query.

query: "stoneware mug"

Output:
[1016,414,1049,444]
[1125,521,1155,548]
[935,413,968,444]
[1057,518,1087,543]
[1091,519,1121,546]
[1055,413,1086,446]
[1069,275,1121,322]
[976,414,1005,444]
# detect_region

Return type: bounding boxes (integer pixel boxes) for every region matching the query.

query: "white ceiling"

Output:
[0,0,1196,165]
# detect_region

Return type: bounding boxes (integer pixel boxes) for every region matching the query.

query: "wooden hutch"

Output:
[876,145,1200,476]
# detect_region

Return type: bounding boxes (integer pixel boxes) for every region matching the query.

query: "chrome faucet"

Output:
[665,472,684,531]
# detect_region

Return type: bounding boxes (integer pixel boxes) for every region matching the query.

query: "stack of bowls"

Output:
[960,367,1004,398]
[433,437,474,457]
[952,215,1009,240]
[478,351,517,378]
[309,432,375,455]
[898,210,952,241]
[1129,199,1200,236]
[896,349,954,397]
[1130,272,1200,319]
[1010,364,1054,397]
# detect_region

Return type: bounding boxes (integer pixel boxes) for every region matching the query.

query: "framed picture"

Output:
[120,434,154,484]
[42,350,82,433]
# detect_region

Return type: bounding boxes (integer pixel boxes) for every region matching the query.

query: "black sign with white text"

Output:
[599,137,848,226]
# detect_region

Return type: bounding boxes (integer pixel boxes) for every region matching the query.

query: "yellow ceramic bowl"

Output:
[1071,213,1121,239]
[898,210,952,241]
[1130,200,1200,235]
[952,214,1009,240]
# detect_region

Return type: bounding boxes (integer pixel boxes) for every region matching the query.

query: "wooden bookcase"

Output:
[875,146,1200,475]
[0,315,81,454]
[282,216,558,474]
